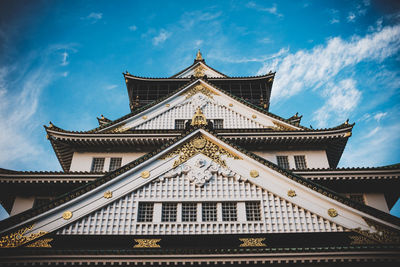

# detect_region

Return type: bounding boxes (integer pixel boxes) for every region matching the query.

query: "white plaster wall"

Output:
[364,193,389,213]
[10,196,35,216]
[69,152,147,172]
[252,150,330,169]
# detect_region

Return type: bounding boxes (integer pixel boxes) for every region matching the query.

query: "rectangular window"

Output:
[246,202,261,221]
[109,157,122,171]
[175,119,185,130]
[182,203,197,222]
[214,119,224,129]
[294,155,307,169]
[222,202,237,221]
[202,202,217,222]
[137,202,154,222]
[91,158,105,172]
[162,203,177,222]
[276,156,290,169]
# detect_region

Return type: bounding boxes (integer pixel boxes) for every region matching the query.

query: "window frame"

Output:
[137,202,154,222]
[245,201,262,221]
[276,155,290,169]
[221,202,237,221]
[109,157,122,171]
[182,202,197,222]
[91,158,105,172]
[202,202,217,222]
[294,155,307,169]
[161,203,178,222]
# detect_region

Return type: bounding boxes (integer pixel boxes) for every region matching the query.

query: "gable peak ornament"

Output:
[191,107,207,126]
[196,49,203,60]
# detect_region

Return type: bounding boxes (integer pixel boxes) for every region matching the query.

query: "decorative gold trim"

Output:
[252,115,257,119]
[327,208,338,217]
[250,170,259,178]
[239,238,266,247]
[344,132,352,137]
[229,103,233,107]
[125,79,128,83]
[166,104,170,107]
[142,116,147,120]
[196,49,203,61]
[194,65,205,77]
[26,238,53,248]
[191,107,207,126]
[183,84,219,99]
[273,121,296,131]
[353,217,400,244]
[349,235,377,245]
[287,190,296,197]
[160,134,241,168]
[62,211,73,220]
[134,239,161,248]
[0,224,48,248]
[141,171,150,179]
[104,191,113,199]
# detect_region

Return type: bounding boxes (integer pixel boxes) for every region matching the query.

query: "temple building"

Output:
[0,50,399,265]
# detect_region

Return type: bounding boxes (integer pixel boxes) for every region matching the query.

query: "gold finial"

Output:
[191,107,207,126]
[196,49,203,60]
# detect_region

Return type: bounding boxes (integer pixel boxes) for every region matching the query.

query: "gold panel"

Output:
[160,135,241,168]
[26,238,53,248]
[141,171,150,179]
[104,191,113,199]
[194,65,205,77]
[327,208,338,217]
[183,84,219,99]
[353,217,400,244]
[0,224,48,248]
[134,239,161,248]
[250,170,259,178]
[239,238,266,247]
[62,211,73,220]
[191,107,207,126]
[287,190,296,197]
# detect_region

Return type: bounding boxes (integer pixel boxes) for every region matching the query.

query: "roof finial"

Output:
[196,49,203,61]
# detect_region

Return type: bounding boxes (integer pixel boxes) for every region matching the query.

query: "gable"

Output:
[175,62,226,78]
[107,80,298,132]
[2,129,400,247]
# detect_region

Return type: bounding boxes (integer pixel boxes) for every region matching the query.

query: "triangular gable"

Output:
[102,79,300,133]
[1,128,399,248]
[173,62,227,78]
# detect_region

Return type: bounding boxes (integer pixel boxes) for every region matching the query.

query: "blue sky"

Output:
[0,0,399,219]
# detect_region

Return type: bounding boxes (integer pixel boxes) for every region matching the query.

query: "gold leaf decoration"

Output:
[0,224,48,248]
[194,65,205,77]
[134,239,161,248]
[353,217,400,244]
[141,171,150,179]
[62,211,73,220]
[327,208,338,217]
[349,235,377,245]
[103,191,113,199]
[183,84,219,99]
[26,238,53,248]
[250,170,259,178]
[160,134,241,168]
[287,190,296,197]
[239,238,266,247]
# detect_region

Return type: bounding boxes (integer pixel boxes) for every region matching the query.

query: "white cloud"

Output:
[61,71,69,77]
[61,51,68,66]
[82,12,103,23]
[105,84,118,90]
[152,29,171,46]
[330,18,340,24]
[374,112,387,122]
[257,24,400,101]
[210,47,288,64]
[194,40,203,47]
[129,25,137,31]
[347,12,356,22]
[313,79,361,127]
[180,11,222,30]
[259,37,272,44]
[246,2,283,17]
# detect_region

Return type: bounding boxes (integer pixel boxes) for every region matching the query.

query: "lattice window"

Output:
[91,158,105,172]
[162,203,177,222]
[348,194,365,204]
[222,202,237,221]
[137,202,154,222]
[214,119,224,129]
[246,201,261,221]
[109,157,122,171]
[175,119,186,130]
[294,155,307,169]
[202,202,217,222]
[276,156,290,169]
[182,203,197,222]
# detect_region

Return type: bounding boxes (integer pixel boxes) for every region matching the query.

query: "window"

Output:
[175,119,185,130]
[91,158,105,172]
[137,202,154,222]
[109,157,122,171]
[202,202,217,222]
[162,203,177,222]
[276,156,290,169]
[182,203,197,222]
[246,202,261,221]
[222,202,237,221]
[214,119,224,129]
[348,194,365,204]
[294,155,307,169]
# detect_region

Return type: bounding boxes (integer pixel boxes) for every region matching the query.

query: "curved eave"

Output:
[169,60,228,78]
[124,72,275,81]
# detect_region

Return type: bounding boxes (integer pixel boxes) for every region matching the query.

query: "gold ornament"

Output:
[134,239,161,248]
[0,224,48,248]
[184,84,218,99]
[25,238,53,248]
[327,208,338,217]
[141,171,150,178]
[195,49,203,60]
[352,217,400,244]
[239,238,266,247]
[142,116,147,120]
[160,135,241,168]
[194,65,205,77]
[229,103,233,107]
[104,191,113,199]
[287,190,296,197]
[62,211,73,220]
[250,170,259,178]
[191,107,207,126]
[166,104,170,107]
[252,115,257,119]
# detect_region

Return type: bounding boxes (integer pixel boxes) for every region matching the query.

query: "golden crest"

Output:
[327,208,338,217]
[134,239,161,248]
[62,211,73,220]
[0,224,48,248]
[191,107,207,126]
[229,103,233,107]
[142,116,147,120]
[250,170,259,178]
[141,171,150,179]
[193,138,206,149]
[239,238,266,247]
[287,190,296,197]
[104,191,113,199]
[26,238,53,248]
[252,115,257,119]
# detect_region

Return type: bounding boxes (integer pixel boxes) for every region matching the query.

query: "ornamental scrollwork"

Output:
[160,135,241,168]
[353,217,400,244]
[184,84,219,99]
[349,235,377,245]
[0,224,48,248]
[133,239,161,248]
[25,238,53,248]
[239,238,267,247]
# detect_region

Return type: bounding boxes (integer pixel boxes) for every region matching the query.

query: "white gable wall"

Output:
[253,150,330,169]
[175,62,225,78]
